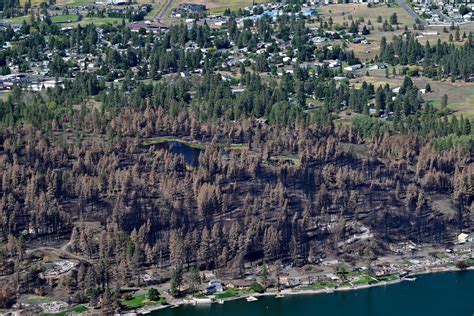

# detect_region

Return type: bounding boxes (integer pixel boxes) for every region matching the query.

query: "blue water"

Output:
[153,271,474,316]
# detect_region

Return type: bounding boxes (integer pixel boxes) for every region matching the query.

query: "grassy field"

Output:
[352,69,474,119]
[120,294,166,309]
[50,14,80,23]
[5,15,31,24]
[144,2,164,19]
[317,3,414,28]
[55,0,94,6]
[158,0,271,16]
[19,0,45,6]
[302,280,338,290]
[425,84,474,119]
[214,288,254,299]
[0,91,10,101]
[315,4,413,60]
[315,3,474,61]
[23,295,55,303]
[207,0,271,14]
[72,17,125,26]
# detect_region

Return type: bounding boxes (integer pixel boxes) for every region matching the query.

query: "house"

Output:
[326,60,340,68]
[227,279,253,289]
[344,64,362,72]
[457,233,469,244]
[205,280,224,294]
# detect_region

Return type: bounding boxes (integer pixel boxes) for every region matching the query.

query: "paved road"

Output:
[156,0,173,21]
[396,0,427,26]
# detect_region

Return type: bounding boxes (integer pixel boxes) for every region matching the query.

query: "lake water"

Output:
[154,141,202,166]
[153,271,474,316]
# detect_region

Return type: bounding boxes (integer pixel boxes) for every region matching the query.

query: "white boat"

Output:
[275,294,285,298]
[403,277,417,282]
[218,299,224,304]
[246,296,258,302]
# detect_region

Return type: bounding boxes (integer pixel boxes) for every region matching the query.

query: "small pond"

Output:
[153,141,202,167]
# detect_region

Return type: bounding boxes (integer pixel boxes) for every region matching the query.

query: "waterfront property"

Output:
[152,271,474,316]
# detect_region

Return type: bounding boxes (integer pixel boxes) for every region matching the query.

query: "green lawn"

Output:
[376,274,399,282]
[40,305,88,316]
[303,280,338,290]
[70,306,88,313]
[74,17,125,26]
[352,275,375,286]
[121,295,147,309]
[120,294,166,309]
[24,295,55,303]
[214,288,254,299]
[50,14,80,23]
[5,15,31,24]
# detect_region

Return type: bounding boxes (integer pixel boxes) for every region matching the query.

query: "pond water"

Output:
[154,141,202,167]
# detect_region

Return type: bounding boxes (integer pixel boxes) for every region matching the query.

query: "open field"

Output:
[19,0,45,6]
[424,24,474,44]
[352,69,474,119]
[316,3,473,61]
[158,0,271,16]
[316,3,414,60]
[55,0,94,6]
[5,15,32,24]
[318,3,414,27]
[0,91,11,101]
[71,17,125,26]
[50,14,80,23]
[424,84,474,119]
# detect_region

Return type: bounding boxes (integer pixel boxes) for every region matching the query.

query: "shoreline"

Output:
[135,266,474,315]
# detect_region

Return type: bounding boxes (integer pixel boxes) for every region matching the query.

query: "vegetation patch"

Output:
[120,294,166,310]
[376,274,399,282]
[50,15,80,23]
[304,281,338,290]
[214,288,254,299]
[24,295,54,303]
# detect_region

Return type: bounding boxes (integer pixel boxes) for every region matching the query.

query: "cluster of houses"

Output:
[2,0,383,94]
[413,1,474,24]
[171,3,207,18]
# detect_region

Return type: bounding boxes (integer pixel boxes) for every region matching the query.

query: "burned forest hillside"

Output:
[1,108,471,278]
